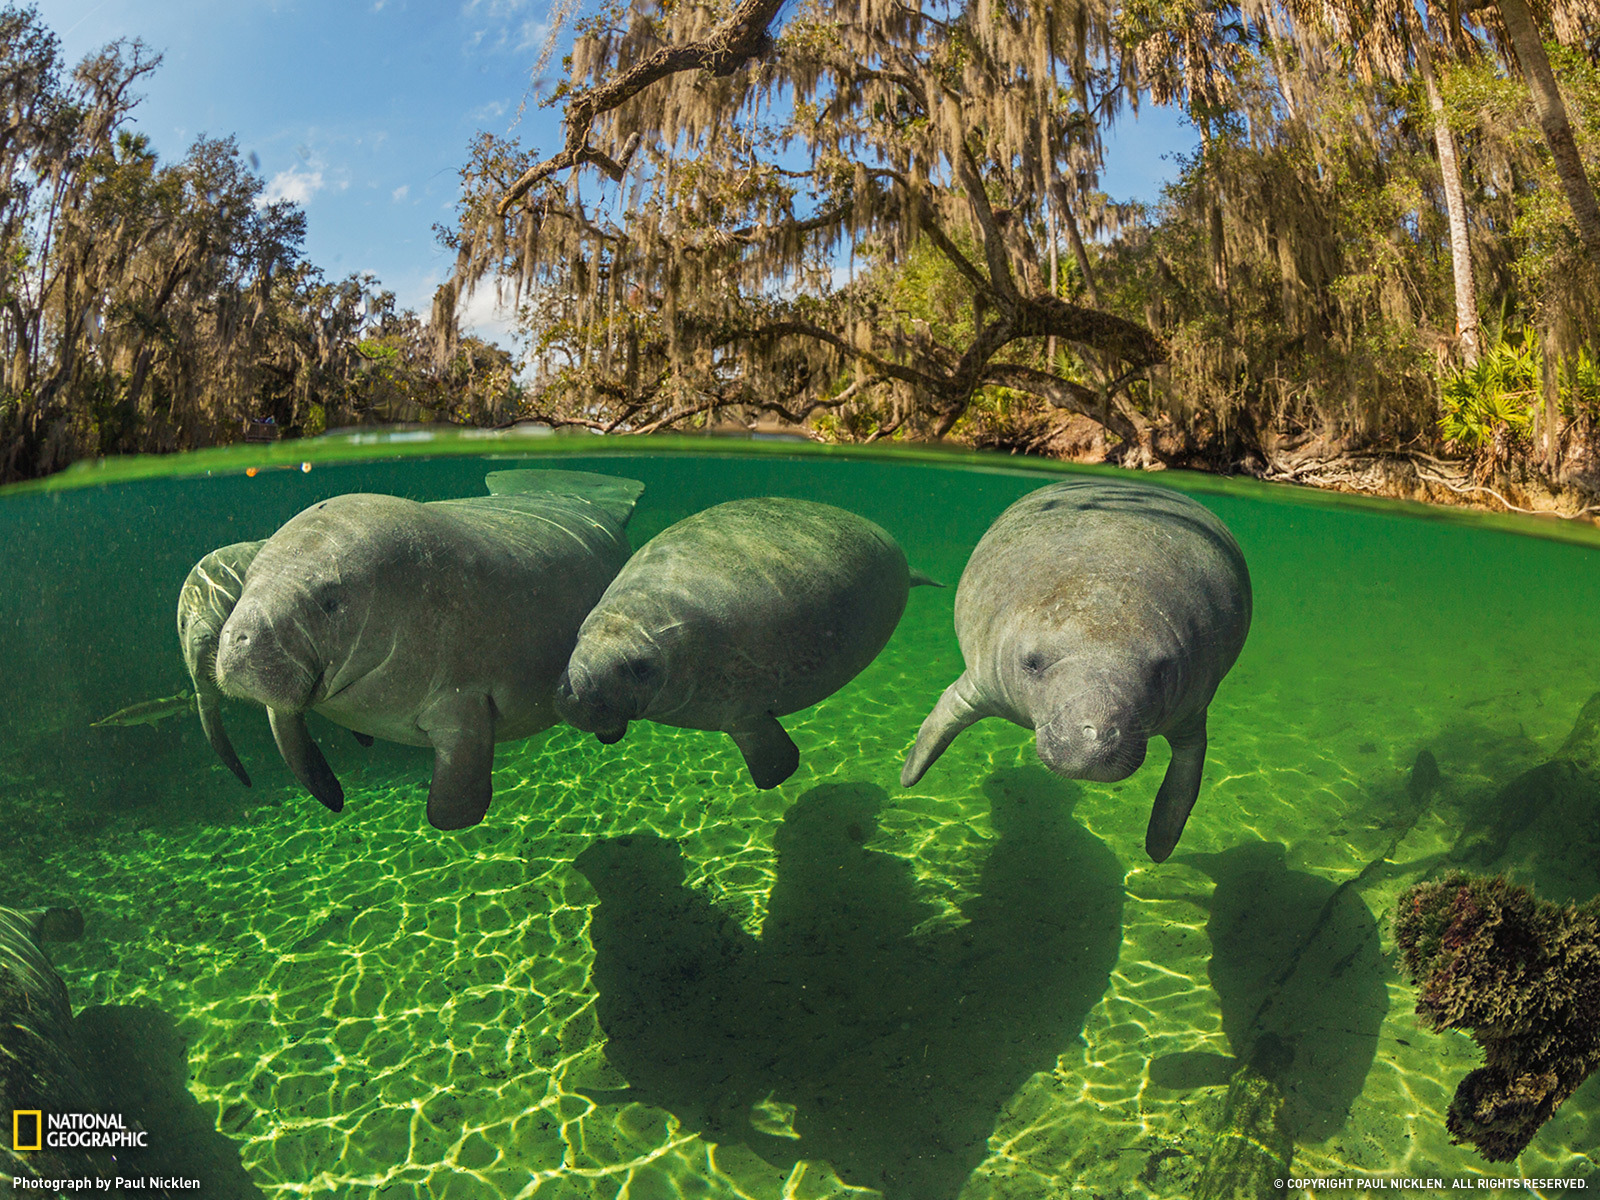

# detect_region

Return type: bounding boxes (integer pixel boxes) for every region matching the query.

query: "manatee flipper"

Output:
[1146,709,1209,863]
[419,692,497,831]
[196,689,252,786]
[910,568,945,588]
[268,707,345,813]
[351,730,375,748]
[728,716,800,789]
[901,672,987,787]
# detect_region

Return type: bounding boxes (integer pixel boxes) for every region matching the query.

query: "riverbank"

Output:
[962,410,1600,529]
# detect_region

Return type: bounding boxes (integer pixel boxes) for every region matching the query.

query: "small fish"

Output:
[91,690,193,728]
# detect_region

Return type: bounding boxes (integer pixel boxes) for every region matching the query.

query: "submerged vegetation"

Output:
[2,0,1599,515]
[1395,871,1600,1162]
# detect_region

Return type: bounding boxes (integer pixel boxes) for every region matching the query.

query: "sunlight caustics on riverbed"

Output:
[1,435,1595,1199]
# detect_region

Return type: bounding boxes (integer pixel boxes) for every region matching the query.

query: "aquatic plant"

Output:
[1394,871,1600,1161]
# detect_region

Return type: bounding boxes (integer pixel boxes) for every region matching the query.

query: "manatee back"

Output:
[957,479,1252,679]
[483,469,644,527]
[960,480,1248,643]
[610,497,913,722]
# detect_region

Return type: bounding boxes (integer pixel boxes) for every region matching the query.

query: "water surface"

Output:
[2,437,1596,1198]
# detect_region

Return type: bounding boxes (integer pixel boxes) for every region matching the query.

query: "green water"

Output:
[1,436,1596,1199]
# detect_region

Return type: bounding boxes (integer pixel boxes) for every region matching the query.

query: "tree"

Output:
[1281,0,1484,365]
[448,0,1169,457]
[1487,0,1600,268]
[0,2,523,482]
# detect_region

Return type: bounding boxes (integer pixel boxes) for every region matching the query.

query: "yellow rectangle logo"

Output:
[13,1109,42,1151]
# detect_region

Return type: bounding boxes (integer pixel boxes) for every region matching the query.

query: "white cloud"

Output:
[457,283,520,346]
[260,166,325,207]
[463,0,552,53]
[392,184,410,203]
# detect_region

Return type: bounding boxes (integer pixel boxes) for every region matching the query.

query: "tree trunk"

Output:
[1412,19,1480,365]
[1541,338,1560,476]
[1059,190,1101,308]
[1197,119,1232,322]
[1496,0,1600,268]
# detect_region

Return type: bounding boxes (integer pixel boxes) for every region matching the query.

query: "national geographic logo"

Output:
[11,1111,40,1153]
[10,1111,148,1150]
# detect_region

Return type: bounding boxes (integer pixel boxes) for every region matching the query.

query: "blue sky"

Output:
[38,0,1197,344]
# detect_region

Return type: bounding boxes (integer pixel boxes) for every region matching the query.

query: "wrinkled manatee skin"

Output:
[214,471,642,829]
[177,540,264,786]
[557,497,928,788]
[903,479,1251,862]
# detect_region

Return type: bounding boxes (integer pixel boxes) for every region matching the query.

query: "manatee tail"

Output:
[909,568,945,588]
[901,673,986,787]
[485,470,645,526]
[1145,709,1208,863]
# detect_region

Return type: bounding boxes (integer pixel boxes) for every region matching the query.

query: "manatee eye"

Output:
[1020,651,1046,675]
[311,583,342,615]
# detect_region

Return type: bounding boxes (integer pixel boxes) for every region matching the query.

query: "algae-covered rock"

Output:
[1394,871,1600,1162]
[1194,1063,1293,1200]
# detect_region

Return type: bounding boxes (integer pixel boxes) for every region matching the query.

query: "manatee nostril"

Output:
[1081,723,1098,741]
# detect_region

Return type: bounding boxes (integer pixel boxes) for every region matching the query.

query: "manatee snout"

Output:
[215,604,320,711]
[1035,711,1148,782]
[554,662,633,744]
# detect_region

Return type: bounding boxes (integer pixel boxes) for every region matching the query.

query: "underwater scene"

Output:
[1,439,1596,1200]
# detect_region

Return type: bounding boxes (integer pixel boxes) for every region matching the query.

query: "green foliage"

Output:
[1437,340,1540,453]
[1560,348,1600,418]
[0,4,518,482]
[1437,344,1600,453]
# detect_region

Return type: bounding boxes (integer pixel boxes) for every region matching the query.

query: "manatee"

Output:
[214,470,644,829]
[555,497,937,788]
[901,479,1252,862]
[177,540,264,784]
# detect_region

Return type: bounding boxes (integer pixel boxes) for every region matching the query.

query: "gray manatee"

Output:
[179,540,376,785]
[214,470,643,830]
[555,497,938,789]
[177,540,265,785]
[901,479,1251,862]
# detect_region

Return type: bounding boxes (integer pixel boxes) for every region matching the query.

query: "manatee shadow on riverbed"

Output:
[1152,842,1388,1142]
[572,768,1125,1200]
[1435,694,1600,905]
[76,1004,263,1198]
